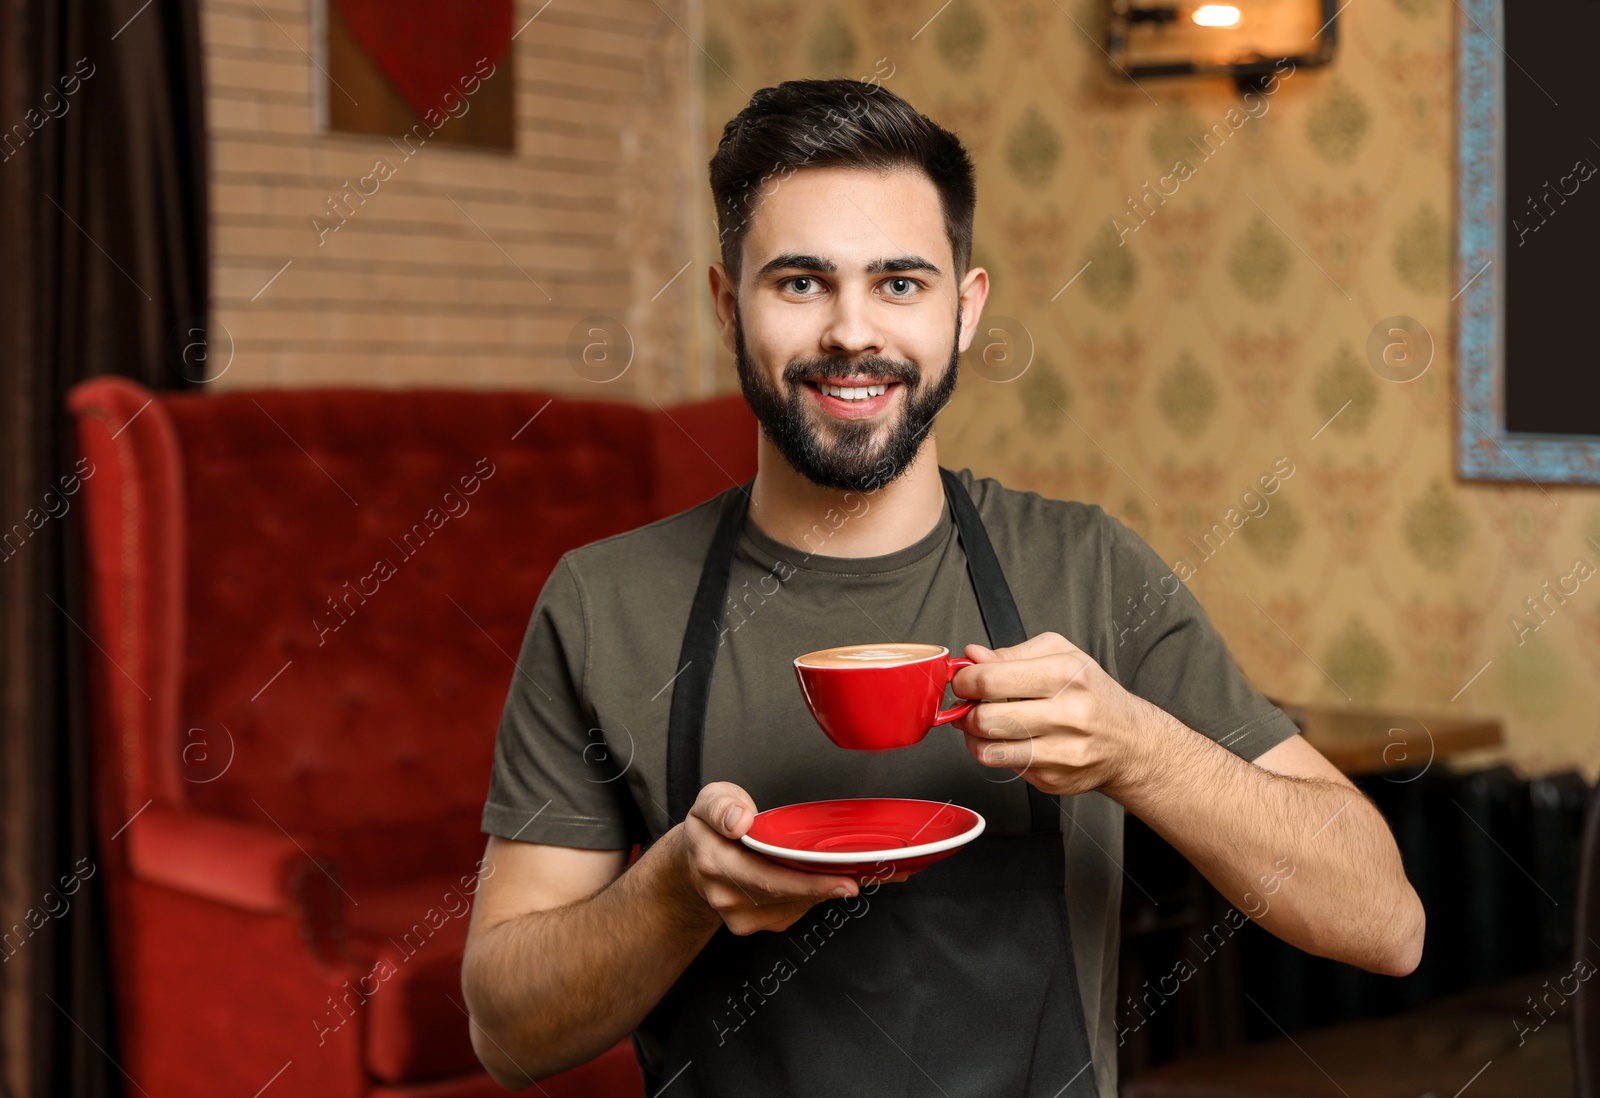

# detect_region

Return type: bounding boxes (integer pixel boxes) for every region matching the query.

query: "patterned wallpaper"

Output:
[695,0,1600,776]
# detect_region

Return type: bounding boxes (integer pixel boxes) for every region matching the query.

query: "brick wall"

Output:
[204,0,714,400]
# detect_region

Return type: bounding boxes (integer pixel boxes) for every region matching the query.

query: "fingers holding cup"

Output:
[962,708,1036,771]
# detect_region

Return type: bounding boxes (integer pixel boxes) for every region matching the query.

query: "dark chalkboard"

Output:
[1502,3,1600,436]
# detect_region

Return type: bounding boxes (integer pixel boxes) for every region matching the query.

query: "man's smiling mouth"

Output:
[808,380,894,401]
[799,370,907,404]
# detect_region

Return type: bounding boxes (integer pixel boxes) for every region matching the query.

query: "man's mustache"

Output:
[783,356,921,386]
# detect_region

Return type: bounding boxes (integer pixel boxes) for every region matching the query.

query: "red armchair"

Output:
[66,378,757,1097]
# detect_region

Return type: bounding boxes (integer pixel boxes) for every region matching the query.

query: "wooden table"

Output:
[1276,702,1504,776]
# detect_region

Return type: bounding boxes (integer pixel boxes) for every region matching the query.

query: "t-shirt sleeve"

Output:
[480,554,641,849]
[1100,512,1300,762]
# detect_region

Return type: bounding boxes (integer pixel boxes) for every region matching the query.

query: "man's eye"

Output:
[786,276,818,295]
[885,277,918,296]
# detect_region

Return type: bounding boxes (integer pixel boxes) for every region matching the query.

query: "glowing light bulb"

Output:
[1192,4,1242,27]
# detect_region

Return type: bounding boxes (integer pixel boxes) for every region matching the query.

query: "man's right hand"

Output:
[673,781,911,936]
[462,786,913,1085]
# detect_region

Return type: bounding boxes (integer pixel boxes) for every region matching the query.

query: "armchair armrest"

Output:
[126,806,350,968]
[126,806,327,912]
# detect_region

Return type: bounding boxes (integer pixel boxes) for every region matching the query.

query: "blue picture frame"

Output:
[1456,0,1600,484]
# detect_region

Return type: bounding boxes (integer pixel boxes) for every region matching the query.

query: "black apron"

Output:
[636,467,1099,1097]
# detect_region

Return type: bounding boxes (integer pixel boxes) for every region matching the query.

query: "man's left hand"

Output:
[948,631,1180,798]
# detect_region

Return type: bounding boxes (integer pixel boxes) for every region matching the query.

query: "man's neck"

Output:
[744,434,948,559]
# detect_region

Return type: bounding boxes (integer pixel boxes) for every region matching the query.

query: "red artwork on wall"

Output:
[323,0,515,151]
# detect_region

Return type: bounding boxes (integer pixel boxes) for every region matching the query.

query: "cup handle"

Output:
[931,657,977,725]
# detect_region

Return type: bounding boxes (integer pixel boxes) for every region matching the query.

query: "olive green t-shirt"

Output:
[481,467,1300,1098]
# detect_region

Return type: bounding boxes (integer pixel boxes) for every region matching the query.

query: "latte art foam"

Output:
[796,642,945,668]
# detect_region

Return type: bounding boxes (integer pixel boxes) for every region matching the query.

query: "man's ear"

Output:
[955,266,991,354]
[708,262,739,355]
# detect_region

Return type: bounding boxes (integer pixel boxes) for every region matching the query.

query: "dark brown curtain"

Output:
[0,0,206,1093]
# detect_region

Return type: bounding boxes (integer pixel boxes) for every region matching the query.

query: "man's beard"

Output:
[734,305,962,494]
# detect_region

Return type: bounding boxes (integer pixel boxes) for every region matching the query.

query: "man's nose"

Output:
[817,291,884,358]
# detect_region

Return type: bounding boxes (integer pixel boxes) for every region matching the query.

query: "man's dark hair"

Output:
[708,79,977,283]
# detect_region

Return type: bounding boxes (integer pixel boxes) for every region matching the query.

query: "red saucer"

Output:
[740,798,985,879]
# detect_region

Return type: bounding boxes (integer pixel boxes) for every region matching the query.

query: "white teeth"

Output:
[817,382,889,400]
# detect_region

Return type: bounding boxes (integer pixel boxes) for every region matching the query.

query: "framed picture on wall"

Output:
[1456,0,1600,485]
[311,0,516,152]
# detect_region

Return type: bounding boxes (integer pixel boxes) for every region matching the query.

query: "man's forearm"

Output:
[1105,711,1424,976]
[462,826,721,1085]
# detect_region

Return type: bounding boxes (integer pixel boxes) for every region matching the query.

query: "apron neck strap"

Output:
[666,478,754,826]
[938,468,1061,834]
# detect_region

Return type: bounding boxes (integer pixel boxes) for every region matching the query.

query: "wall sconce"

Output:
[1107,0,1338,92]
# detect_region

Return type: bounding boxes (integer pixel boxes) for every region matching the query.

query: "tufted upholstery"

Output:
[67,378,758,1097]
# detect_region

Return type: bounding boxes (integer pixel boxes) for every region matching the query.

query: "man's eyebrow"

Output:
[753,254,944,278]
[865,256,942,276]
[756,254,836,277]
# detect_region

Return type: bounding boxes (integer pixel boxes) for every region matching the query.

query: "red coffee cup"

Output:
[793,643,977,751]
